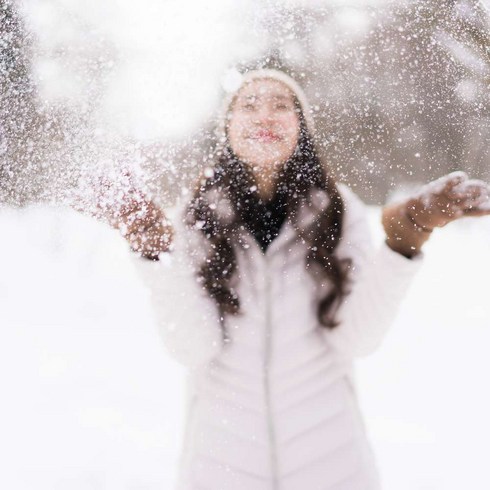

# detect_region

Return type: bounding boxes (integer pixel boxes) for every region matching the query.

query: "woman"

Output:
[111,69,490,490]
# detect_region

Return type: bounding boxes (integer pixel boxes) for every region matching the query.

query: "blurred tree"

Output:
[257,0,490,202]
[180,0,490,203]
[2,0,489,206]
[0,0,119,207]
[0,0,40,205]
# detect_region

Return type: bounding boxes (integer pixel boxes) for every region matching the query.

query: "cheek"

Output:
[227,119,240,150]
[228,121,254,160]
[281,115,300,146]
[228,115,248,144]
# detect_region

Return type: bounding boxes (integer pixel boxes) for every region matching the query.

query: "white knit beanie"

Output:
[216,68,315,144]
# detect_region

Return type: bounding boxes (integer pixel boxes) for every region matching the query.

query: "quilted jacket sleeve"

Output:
[321,185,424,358]
[130,206,223,368]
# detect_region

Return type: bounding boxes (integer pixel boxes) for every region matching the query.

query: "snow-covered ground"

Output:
[0,205,488,490]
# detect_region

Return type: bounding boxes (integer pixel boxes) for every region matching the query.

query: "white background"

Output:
[0,205,488,489]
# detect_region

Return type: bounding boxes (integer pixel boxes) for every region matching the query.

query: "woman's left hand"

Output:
[382,171,490,258]
[405,171,490,230]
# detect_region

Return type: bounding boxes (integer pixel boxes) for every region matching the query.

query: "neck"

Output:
[254,171,277,200]
[250,161,287,200]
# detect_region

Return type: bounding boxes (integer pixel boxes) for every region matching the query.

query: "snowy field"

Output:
[0,204,488,490]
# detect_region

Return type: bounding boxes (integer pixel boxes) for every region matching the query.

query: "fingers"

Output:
[416,171,467,208]
[448,179,490,212]
[120,200,173,257]
[441,171,468,192]
[126,224,173,256]
[449,178,489,197]
[412,172,490,228]
[429,173,489,211]
[460,192,490,215]
[462,208,490,217]
[117,197,166,233]
[447,181,481,201]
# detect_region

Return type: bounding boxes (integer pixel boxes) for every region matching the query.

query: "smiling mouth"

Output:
[248,130,282,142]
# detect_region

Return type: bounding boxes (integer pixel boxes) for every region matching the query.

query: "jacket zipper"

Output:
[263,253,279,490]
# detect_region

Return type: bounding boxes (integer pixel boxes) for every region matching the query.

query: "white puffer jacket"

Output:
[133,184,423,490]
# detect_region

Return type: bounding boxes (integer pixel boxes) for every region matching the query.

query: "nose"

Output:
[253,105,275,125]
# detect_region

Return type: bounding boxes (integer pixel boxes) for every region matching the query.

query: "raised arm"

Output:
[322,172,489,359]
[73,169,222,367]
[125,202,223,369]
[321,185,423,358]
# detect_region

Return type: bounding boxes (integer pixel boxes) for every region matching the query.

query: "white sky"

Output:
[20,0,394,141]
[22,0,264,139]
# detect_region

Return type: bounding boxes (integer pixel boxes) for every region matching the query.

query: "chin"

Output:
[252,158,288,169]
[247,152,289,166]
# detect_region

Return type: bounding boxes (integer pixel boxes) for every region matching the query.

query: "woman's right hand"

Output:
[73,168,173,259]
[115,194,173,260]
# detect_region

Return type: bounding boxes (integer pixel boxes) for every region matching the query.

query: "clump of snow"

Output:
[451,179,490,212]
[414,171,467,206]
[411,171,490,213]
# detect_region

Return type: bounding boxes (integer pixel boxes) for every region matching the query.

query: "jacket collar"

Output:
[191,186,331,257]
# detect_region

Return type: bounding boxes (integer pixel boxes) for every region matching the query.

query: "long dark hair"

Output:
[186,109,351,329]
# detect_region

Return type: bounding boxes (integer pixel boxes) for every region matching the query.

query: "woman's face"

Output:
[227,78,301,171]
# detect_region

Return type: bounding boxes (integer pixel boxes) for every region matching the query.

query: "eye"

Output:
[243,103,256,111]
[275,103,293,111]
